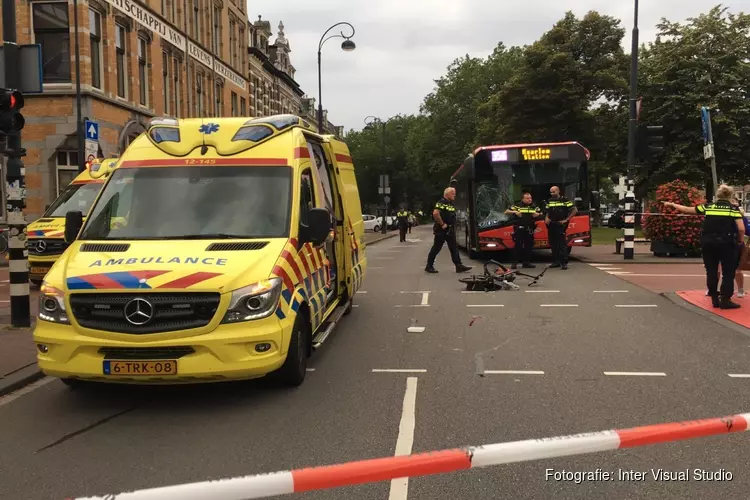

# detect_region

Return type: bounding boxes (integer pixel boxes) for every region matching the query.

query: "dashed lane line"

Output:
[540,304,579,307]
[727,374,750,378]
[306,368,315,372]
[466,304,504,308]
[525,290,560,293]
[484,370,545,375]
[407,326,426,333]
[603,372,667,377]
[372,369,427,373]
[614,304,658,308]
[356,291,368,294]
[388,377,418,500]
[593,290,629,293]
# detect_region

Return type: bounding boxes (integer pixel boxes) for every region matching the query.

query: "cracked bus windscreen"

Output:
[475,161,582,229]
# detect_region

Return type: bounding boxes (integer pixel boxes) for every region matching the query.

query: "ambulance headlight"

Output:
[38,281,70,324]
[222,278,283,323]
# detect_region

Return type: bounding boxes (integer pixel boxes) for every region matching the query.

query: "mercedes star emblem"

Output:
[123,298,155,326]
[35,240,47,253]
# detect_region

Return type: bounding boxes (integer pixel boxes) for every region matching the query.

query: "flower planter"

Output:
[650,240,700,257]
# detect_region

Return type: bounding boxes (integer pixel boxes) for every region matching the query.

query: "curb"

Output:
[660,292,750,338]
[363,231,399,245]
[0,363,44,397]
[574,255,704,265]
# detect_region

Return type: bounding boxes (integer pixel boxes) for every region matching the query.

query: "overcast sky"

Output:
[252,1,745,132]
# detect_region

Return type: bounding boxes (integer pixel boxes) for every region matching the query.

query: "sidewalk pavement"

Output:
[573,245,703,264]
[0,324,43,397]
[664,290,750,335]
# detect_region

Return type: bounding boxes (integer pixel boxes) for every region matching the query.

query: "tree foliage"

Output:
[346,5,748,211]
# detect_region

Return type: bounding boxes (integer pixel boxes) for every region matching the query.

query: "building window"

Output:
[55,151,80,194]
[213,6,221,54]
[115,24,127,98]
[138,36,149,106]
[192,0,200,40]
[162,52,170,115]
[238,27,245,69]
[196,72,203,116]
[173,57,181,117]
[33,2,71,83]
[230,91,237,116]
[229,18,236,68]
[240,96,246,115]
[214,80,222,116]
[89,9,103,89]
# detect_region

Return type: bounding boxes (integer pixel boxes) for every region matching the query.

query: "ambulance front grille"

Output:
[69,293,221,334]
[29,239,69,256]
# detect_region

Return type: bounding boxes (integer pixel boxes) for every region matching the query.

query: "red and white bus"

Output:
[451,142,598,258]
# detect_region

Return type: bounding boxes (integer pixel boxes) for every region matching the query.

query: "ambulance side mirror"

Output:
[303,208,332,245]
[64,210,84,243]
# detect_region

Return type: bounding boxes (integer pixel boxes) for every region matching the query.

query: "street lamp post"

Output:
[365,116,388,234]
[73,0,84,172]
[317,22,356,134]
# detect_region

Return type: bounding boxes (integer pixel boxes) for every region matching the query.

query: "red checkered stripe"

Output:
[271,238,330,328]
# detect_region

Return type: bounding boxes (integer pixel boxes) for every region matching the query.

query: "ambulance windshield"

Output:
[45,182,103,217]
[79,165,292,240]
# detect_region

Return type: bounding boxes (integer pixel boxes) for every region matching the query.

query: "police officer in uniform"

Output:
[397,206,410,242]
[505,192,542,269]
[664,185,746,309]
[543,186,577,270]
[425,187,472,274]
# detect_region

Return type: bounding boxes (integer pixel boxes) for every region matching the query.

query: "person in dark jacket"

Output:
[397,207,409,242]
[425,187,472,274]
[505,192,542,269]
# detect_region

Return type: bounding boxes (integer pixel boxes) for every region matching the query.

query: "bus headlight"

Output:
[38,281,70,324]
[221,278,282,323]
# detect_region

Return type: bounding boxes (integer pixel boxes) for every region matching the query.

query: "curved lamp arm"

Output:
[318,22,356,52]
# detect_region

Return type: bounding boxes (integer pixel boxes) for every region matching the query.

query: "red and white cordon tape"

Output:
[70,412,750,500]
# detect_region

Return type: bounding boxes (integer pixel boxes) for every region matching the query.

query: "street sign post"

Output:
[84,120,99,166]
[700,106,718,200]
[379,174,390,234]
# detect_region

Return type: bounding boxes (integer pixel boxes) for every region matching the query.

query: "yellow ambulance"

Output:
[28,158,119,285]
[34,115,367,387]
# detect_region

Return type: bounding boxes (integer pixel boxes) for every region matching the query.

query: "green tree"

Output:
[477,11,629,146]
[638,5,750,188]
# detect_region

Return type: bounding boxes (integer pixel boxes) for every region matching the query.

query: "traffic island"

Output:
[663,290,750,335]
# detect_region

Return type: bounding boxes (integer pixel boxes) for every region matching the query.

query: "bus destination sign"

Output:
[489,144,572,163]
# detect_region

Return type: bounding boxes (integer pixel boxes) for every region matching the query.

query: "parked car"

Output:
[363,214,380,232]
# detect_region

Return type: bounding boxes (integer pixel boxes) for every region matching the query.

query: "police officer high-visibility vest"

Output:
[510,202,540,230]
[397,210,409,226]
[696,201,743,242]
[544,197,574,222]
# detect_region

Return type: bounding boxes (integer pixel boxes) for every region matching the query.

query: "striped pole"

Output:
[623,176,635,260]
[70,412,750,500]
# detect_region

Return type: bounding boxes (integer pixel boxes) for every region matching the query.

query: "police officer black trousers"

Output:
[426,228,466,271]
[399,225,408,242]
[547,222,568,268]
[513,228,535,268]
[703,237,739,306]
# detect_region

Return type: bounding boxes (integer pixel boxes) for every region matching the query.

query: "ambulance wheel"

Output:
[274,313,309,387]
[343,297,354,316]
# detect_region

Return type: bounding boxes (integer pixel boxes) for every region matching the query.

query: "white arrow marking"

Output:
[88,124,97,136]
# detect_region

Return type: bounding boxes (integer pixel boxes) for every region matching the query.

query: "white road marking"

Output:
[372,369,427,373]
[352,304,360,308]
[388,377,418,500]
[368,266,384,270]
[0,280,8,283]
[484,370,545,375]
[607,271,633,275]
[593,290,629,293]
[540,304,579,307]
[728,374,750,378]
[421,292,429,306]
[601,267,623,270]
[407,326,426,333]
[616,274,704,277]
[603,371,667,377]
[0,300,9,303]
[525,290,560,293]
[467,304,504,308]
[588,263,614,266]
[0,377,55,408]
[614,304,658,308]
[356,291,368,294]
[306,368,315,372]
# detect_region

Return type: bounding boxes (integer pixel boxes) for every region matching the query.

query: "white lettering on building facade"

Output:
[214,60,246,90]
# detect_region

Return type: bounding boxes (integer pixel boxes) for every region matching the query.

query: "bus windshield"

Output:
[475,161,583,229]
[80,165,292,240]
[45,182,103,217]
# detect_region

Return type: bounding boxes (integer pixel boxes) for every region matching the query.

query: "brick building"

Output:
[1,0,250,220]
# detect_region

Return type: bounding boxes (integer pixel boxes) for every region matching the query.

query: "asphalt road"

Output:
[1,226,750,500]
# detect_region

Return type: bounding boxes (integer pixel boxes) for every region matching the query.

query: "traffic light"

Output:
[0,89,25,134]
[635,124,664,162]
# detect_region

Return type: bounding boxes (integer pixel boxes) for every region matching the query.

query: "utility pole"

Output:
[624,0,639,260]
[701,106,718,201]
[2,0,31,327]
